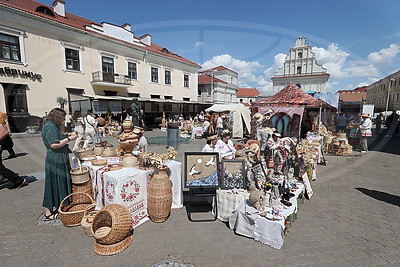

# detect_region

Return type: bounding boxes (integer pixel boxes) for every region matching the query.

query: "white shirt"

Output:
[217,117,223,128]
[202,144,215,153]
[359,118,372,137]
[138,135,148,153]
[203,121,210,132]
[215,139,236,159]
[84,115,97,132]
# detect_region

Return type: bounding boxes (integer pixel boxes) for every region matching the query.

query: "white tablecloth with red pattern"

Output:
[83,160,183,229]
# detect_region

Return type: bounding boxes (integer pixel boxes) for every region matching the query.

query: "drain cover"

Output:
[152,260,194,267]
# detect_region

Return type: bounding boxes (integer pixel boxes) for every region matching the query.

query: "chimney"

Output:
[139,34,151,46]
[52,0,65,17]
[122,23,131,31]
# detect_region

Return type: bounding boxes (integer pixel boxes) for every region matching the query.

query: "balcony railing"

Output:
[92,71,131,85]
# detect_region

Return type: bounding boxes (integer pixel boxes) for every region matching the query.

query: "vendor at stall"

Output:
[359,113,372,153]
[215,130,236,159]
[202,135,218,152]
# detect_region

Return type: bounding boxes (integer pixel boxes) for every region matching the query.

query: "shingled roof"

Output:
[198,74,227,84]
[252,83,335,109]
[0,0,200,67]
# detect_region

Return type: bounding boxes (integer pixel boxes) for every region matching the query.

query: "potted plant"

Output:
[26,125,39,134]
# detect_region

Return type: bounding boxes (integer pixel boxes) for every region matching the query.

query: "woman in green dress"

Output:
[42,108,77,220]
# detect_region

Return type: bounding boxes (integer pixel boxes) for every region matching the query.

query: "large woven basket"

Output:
[58,192,95,227]
[91,204,132,245]
[72,180,93,203]
[70,166,90,184]
[94,232,133,256]
[81,204,101,237]
[147,166,172,223]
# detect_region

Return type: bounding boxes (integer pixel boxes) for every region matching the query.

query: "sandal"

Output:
[43,210,59,221]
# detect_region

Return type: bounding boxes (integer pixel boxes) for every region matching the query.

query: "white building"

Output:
[0,0,202,131]
[198,66,238,104]
[271,37,329,93]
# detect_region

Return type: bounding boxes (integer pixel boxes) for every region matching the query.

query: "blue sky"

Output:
[43,0,400,95]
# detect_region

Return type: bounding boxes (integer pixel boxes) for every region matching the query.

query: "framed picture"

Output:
[184,152,220,188]
[221,159,246,190]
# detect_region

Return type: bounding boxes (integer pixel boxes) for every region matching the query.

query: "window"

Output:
[298,52,303,59]
[0,33,20,61]
[150,94,160,99]
[184,74,189,87]
[127,62,137,79]
[151,67,158,83]
[2,83,28,113]
[165,70,171,84]
[104,90,117,96]
[183,97,190,101]
[128,93,140,98]
[207,87,212,96]
[102,56,114,82]
[164,96,173,100]
[296,66,301,74]
[65,48,80,71]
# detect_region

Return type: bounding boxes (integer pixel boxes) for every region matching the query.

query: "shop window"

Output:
[65,48,80,71]
[184,74,189,87]
[151,67,158,83]
[165,70,171,85]
[127,62,137,79]
[0,33,20,61]
[2,83,28,113]
[150,94,160,99]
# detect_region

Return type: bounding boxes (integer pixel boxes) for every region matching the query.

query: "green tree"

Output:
[56,96,68,109]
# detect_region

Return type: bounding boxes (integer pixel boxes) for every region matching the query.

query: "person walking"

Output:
[0,111,16,159]
[375,113,383,135]
[216,114,223,136]
[83,110,97,148]
[359,113,372,153]
[41,108,77,221]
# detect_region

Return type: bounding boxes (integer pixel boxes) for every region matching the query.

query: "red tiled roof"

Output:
[252,83,335,109]
[1,0,200,67]
[200,65,238,74]
[198,74,227,84]
[237,88,260,97]
[337,86,367,94]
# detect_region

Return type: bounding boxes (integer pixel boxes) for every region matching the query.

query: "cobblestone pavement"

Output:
[0,131,399,266]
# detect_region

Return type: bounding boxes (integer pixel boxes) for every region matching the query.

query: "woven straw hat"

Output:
[252,113,263,122]
[249,143,260,153]
[361,113,370,118]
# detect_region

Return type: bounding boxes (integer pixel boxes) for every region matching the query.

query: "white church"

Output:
[271,37,330,93]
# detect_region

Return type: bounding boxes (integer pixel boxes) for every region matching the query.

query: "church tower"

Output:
[271,37,329,93]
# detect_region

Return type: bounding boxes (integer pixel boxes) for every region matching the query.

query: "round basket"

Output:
[91,159,107,166]
[58,192,95,227]
[70,166,90,184]
[74,148,94,159]
[72,181,93,203]
[91,204,132,245]
[81,204,101,237]
[324,135,334,144]
[94,232,133,256]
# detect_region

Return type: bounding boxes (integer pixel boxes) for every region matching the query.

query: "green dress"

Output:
[42,121,72,210]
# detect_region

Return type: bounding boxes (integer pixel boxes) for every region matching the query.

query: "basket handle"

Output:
[58,192,95,213]
[83,203,101,217]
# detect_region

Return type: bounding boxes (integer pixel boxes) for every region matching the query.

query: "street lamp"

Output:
[384,78,396,121]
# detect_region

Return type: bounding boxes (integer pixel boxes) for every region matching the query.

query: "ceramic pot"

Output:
[119,140,137,154]
[122,119,133,132]
[147,165,172,223]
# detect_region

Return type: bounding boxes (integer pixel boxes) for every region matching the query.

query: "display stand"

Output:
[186,188,218,222]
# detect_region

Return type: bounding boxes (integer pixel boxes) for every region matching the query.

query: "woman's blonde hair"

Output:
[46,108,66,130]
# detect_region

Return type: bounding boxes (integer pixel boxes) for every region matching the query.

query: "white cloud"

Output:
[194,41,205,47]
[367,44,400,65]
[201,54,262,85]
[312,44,349,78]
[346,64,379,77]
[256,77,274,95]
[263,53,286,79]
[356,77,380,88]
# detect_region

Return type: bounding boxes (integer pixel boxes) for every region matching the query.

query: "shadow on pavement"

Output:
[369,135,400,155]
[356,187,400,207]
[3,152,29,160]
[0,175,37,190]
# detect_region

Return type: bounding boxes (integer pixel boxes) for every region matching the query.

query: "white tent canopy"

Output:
[205,104,251,138]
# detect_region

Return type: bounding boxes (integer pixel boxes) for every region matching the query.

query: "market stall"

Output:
[205,103,251,138]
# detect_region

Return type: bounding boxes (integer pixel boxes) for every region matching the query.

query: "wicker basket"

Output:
[81,204,101,237]
[72,181,93,203]
[91,204,132,245]
[94,232,133,256]
[58,192,95,227]
[70,166,90,184]
[147,166,172,223]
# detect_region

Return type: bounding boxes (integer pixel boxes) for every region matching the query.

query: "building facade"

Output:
[236,88,260,105]
[198,66,238,104]
[0,0,201,130]
[271,37,329,93]
[366,70,400,113]
[337,86,367,113]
